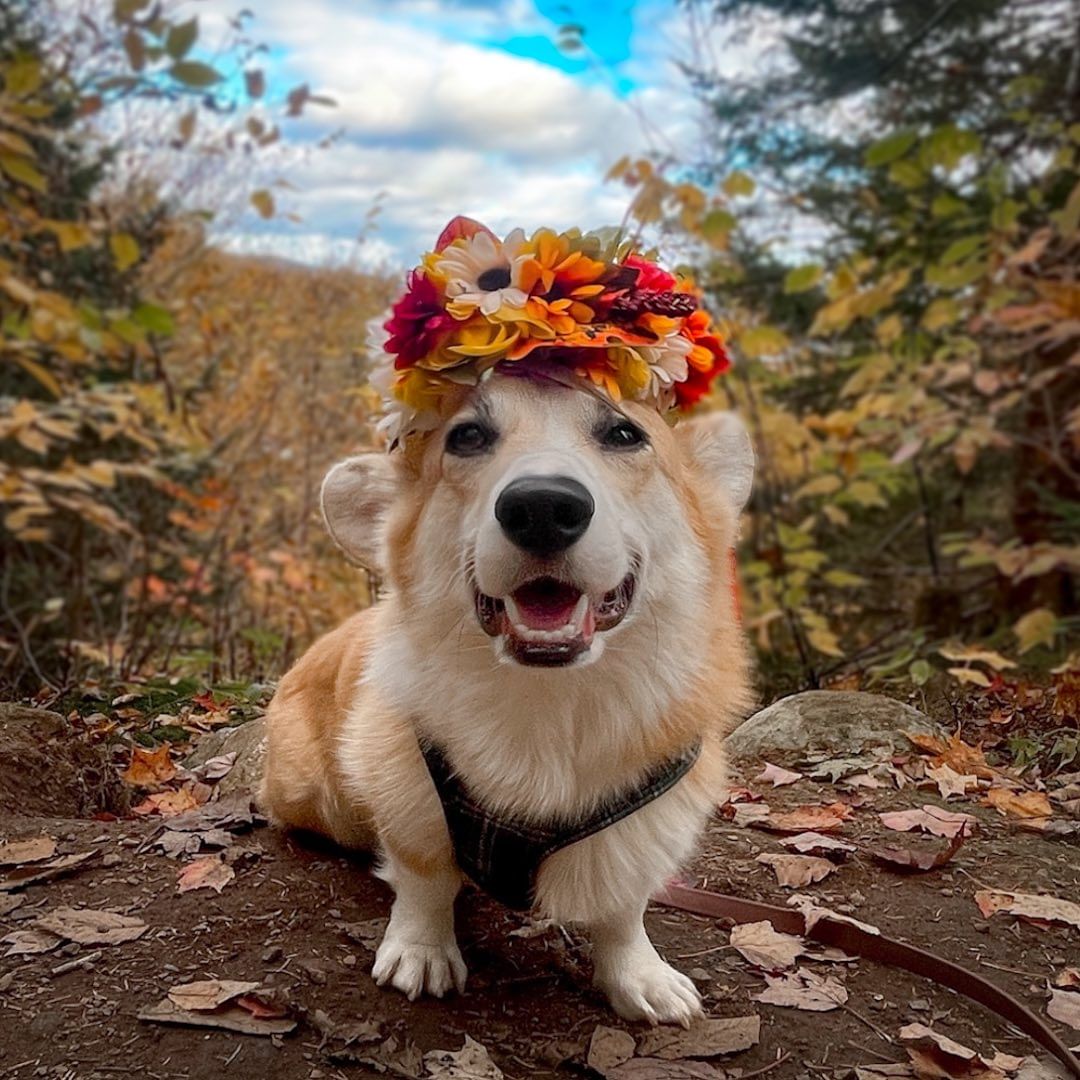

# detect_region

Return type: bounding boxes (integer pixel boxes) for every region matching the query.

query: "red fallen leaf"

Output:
[122,744,176,787]
[92,812,118,822]
[191,690,225,713]
[754,802,854,834]
[865,825,967,872]
[235,992,290,1020]
[973,889,1080,929]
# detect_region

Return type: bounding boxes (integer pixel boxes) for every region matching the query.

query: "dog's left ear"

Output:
[677,411,755,514]
[320,453,399,571]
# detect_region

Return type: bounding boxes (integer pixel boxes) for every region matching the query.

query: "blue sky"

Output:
[192,0,714,268]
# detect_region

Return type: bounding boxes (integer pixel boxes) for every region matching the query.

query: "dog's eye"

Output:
[446,421,495,456]
[600,419,647,451]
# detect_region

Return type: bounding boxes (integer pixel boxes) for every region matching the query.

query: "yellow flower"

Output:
[445,318,520,359]
[393,368,451,412]
[518,229,607,302]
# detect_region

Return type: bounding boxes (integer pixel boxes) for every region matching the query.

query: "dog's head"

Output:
[322,373,752,672]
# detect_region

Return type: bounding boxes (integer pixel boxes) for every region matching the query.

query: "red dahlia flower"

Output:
[674,309,731,408]
[384,270,456,368]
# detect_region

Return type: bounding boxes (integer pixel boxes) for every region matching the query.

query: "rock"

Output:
[184,718,267,797]
[0,704,128,818]
[725,691,942,762]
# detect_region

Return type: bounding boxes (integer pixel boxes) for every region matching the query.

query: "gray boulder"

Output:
[185,717,267,796]
[725,691,942,762]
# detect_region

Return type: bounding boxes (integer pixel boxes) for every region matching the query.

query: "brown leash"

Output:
[654,883,1080,1078]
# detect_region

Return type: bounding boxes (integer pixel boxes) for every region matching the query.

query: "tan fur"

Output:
[260,376,753,1020]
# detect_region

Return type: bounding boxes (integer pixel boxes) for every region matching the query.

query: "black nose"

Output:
[495,475,595,557]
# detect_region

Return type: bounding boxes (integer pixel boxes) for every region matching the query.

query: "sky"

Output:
[188,0,730,270]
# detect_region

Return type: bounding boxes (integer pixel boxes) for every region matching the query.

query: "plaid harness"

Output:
[420,739,702,910]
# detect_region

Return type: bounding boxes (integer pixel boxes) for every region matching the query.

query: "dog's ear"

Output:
[677,411,755,515]
[320,453,399,570]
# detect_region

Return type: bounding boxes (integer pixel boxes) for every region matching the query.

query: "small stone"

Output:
[940,888,953,897]
[341,954,357,968]
[101,854,122,868]
[688,967,710,981]
[263,945,284,963]
[909,998,930,1011]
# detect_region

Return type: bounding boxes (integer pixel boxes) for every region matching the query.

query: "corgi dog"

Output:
[260,371,753,1026]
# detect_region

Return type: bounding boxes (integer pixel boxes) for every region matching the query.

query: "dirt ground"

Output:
[1,742,1078,1080]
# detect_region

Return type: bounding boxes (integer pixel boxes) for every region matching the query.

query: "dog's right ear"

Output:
[320,454,398,571]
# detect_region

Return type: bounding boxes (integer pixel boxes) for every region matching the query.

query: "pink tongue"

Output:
[512,579,582,631]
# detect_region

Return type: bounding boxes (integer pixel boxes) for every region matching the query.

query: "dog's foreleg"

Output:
[372,852,465,1000]
[589,899,702,1027]
[340,700,466,1000]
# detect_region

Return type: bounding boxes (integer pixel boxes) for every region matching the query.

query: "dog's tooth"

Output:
[570,592,589,629]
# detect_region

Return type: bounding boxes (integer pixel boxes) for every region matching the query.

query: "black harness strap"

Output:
[420,739,702,910]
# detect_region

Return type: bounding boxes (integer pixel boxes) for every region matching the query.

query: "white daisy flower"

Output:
[436,228,529,316]
[638,332,692,406]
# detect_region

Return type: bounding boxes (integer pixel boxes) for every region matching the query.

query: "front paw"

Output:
[596,955,703,1027]
[372,932,467,1001]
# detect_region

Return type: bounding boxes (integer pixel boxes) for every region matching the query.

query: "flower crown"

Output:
[373,216,731,445]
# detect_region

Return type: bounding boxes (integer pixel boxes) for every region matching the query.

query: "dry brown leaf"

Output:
[605,1061,727,1080]
[424,1036,504,1079]
[756,762,803,787]
[973,889,1080,929]
[866,827,967,873]
[755,802,854,834]
[756,853,837,887]
[879,805,977,838]
[177,855,235,894]
[2,929,61,956]
[898,1022,1015,1079]
[752,967,848,1011]
[729,920,804,969]
[122,744,177,787]
[1054,968,1080,989]
[138,997,296,1036]
[732,803,772,827]
[587,1026,636,1073]
[0,851,99,892]
[0,894,24,917]
[133,786,201,818]
[635,1015,761,1058]
[337,917,389,951]
[779,832,856,857]
[788,895,881,935]
[0,837,57,866]
[905,732,995,780]
[34,907,147,945]
[927,764,978,800]
[1047,988,1080,1030]
[982,788,1052,820]
[168,979,261,1011]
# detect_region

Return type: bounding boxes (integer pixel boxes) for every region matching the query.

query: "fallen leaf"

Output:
[605,1062,727,1080]
[879,805,977,838]
[842,772,884,789]
[328,1034,423,1077]
[235,990,292,1021]
[587,1026,636,1072]
[973,889,1080,930]
[0,895,24,917]
[1054,968,1080,989]
[732,803,772,827]
[0,837,57,866]
[133,787,200,818]
[192,752,238,782]
[336,917,388,951]
[855,1066,915,1079]
[424,1036,504,1080]
[982,788,1052,820]
[168,979,261,1011]
[729,921,804,969]
[122,744,176,786]
[806,755,879,782]
[34,907,147,945]
[154,829,232,858]
[788,895,880,935]
[755,802,854,834]
[866,827,967,873]
[898,1022,1007,1079]
[2,929,61,957]
[163,795,262,834]
[0,851,99,892]
[905,732,995,780]
[779,832,856,858]
[636,1015,761,1058]
[756,853,837,887]
[985,1053,1025,1075]
[927,764,978,800]
[752,967,848,1011]
[1047,988,1080,1030]
[310,1007,382,1045]
[138,997,296,1036]
[177,855,235,894]
[756,762,803,787]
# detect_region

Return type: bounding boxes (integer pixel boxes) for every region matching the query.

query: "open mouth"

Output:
[474,573,636,667]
